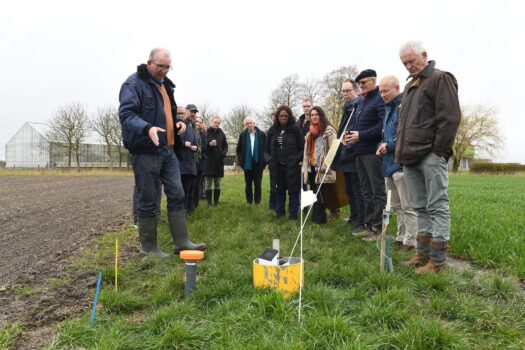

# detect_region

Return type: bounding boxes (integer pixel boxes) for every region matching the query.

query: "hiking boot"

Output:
[351,225,369,237]
[415,261,448,275]
[400,245,416,252]
[362,233,380,242]
[404,232,432,266]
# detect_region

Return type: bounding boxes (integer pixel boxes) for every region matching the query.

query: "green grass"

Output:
[0,323,23,350]
[37,174,525,349]
[449,175,525,276]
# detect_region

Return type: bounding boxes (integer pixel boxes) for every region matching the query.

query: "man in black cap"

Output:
[343,69,387,240]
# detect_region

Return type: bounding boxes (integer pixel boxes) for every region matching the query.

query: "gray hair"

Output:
[149,48,171,61]
[399,40,426,56]
[244,116,255,124]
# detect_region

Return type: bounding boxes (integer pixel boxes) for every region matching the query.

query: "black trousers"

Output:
[181,174,196,213]
[308,167,327,224]
[244,167,263,204]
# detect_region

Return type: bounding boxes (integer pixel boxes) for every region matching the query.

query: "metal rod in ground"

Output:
[385,236,391,272]
[115,238,118,291]
[90,272,102,323]
[184,263,197,297]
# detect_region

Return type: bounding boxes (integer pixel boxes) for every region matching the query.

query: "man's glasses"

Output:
[342,89,354,93]
[152,62,172,71]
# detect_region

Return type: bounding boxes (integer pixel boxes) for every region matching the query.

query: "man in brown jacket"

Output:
[395,40,461,274]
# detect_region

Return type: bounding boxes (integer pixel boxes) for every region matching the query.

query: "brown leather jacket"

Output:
[395,61,461,165]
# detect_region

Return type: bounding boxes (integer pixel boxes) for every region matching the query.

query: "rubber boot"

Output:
[205,190,212,208]
[168,210,207,253]
[213,189,221,207]
[415,239,449,274]
[138,217,170,258]
[404,232,431,267]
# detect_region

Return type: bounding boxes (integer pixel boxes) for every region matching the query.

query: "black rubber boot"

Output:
[168,210,207,253]
[213,189,221,207]
[138,217,170,258]
[205,190,213,208]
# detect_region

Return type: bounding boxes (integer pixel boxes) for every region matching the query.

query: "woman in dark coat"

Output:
[203,116,228,207]
[265,106,304,220]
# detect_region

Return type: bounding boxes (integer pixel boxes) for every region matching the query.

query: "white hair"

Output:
[244,116,255,124]
[399,40,426,56]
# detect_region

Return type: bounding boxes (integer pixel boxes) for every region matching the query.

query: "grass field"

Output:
[4,174,525,349]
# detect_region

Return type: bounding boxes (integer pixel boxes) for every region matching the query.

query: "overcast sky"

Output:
[1,0,524,163]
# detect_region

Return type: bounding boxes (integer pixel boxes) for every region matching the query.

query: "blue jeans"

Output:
[132,147,185,218]
[403,152,451,240]
[343,171,364,226]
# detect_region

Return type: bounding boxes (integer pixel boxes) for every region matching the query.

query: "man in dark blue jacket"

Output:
[332,79,365,233]
[119,48,206,258]
[376,76,417,250]
[344,69,387,239]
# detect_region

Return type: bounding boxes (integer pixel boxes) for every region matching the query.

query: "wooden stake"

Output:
[380,191,392,274]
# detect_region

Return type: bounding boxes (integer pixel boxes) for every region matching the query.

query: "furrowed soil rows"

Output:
[0,176,134,348]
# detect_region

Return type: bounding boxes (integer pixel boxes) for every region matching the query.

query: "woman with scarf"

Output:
[265,106,304,220]
[236,116,267,206]
[302,106,337,224]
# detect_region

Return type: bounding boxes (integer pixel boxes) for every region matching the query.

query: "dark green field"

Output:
[3,174,524,349]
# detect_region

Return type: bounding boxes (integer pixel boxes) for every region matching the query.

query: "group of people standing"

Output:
[120,39,460,275]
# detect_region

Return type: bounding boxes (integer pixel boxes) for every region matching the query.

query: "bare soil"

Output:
[0,176,134,349]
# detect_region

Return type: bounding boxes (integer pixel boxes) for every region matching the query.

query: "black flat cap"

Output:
[186,104,198,112]
[355,69,377,82]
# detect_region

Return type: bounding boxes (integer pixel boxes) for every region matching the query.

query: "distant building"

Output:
[5,122,128,168]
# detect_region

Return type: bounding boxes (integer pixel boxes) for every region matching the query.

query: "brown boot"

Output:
[414,261,448,274]
[404,233,432,266]
[404,254,427,266]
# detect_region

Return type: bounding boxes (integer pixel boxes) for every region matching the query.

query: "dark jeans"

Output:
[269,189,276,211]
[343,171,364,226]
[308,168,327,224]
[244,167,263,204]
[181,174,196,213]
[132,156,161,224]
[132,147,185,218]
[356,154,386,228]
[275,163,299,219]
[195,169,204,201]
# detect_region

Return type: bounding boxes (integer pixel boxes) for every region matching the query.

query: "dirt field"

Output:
[0,175,134,349]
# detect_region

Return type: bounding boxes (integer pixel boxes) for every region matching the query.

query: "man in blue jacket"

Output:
[119,48,207,258]
[376,76,417,250]
[344,69,387,239]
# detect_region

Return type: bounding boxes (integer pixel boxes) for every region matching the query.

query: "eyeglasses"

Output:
[342,89,355,93]
[358,78,374,86]
[176,112,186,116]
[152,62,173,71]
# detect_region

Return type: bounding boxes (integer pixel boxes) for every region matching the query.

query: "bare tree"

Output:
[92,105,122,170]
[452,104,504,172]
[268,74,302,114]
[300,77,324,105]
[198,100,220,126]
[223,104,253,146]
[321,65,359,126]
[47,102,89,170]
